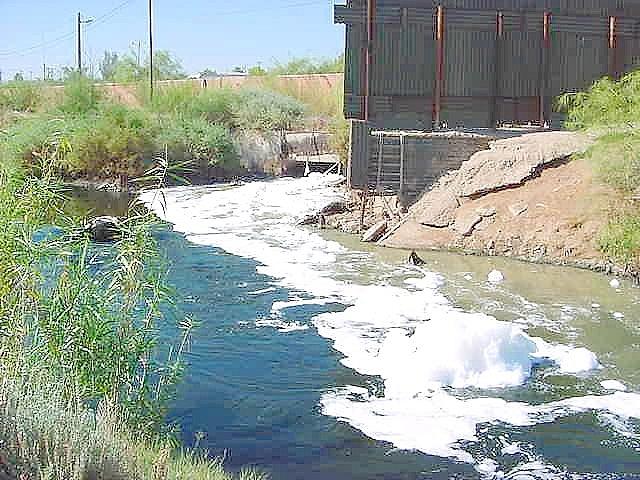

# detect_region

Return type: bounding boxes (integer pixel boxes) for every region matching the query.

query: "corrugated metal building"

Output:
[335,0,640,198]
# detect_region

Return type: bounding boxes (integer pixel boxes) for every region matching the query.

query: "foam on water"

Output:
[141,175,639,468]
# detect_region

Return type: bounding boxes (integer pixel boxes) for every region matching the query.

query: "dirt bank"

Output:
[325,130,634,277]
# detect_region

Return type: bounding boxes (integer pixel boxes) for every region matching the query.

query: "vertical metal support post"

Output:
[399,135,405,198]
[364,0,376,121]
[609,16,618,79]
[434,5,445,129]
[539,11,551,126]
[491,11,504,128]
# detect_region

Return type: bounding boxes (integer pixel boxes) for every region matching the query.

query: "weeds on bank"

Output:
[0,150,266,479]
[560,69,640,265]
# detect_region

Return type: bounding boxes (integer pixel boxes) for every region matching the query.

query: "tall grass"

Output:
[0,151,266,479]
[0,80,43,112]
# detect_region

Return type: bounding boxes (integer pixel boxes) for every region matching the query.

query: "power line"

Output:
[0,0,139,58]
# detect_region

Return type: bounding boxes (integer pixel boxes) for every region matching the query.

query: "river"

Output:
[74,176,639,479]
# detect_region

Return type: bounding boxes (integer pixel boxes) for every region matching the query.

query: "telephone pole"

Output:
[148,0,154,99]
[77,12,94,75]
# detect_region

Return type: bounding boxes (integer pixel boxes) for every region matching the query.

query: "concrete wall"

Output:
[350,121,492,202]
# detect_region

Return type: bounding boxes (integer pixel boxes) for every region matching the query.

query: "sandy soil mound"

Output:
[381,131,622,271]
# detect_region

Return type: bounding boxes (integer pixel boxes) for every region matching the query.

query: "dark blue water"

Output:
[157,227,477,479]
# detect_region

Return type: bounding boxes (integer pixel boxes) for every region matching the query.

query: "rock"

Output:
[476,206,497,217]
[453,211,483,236]
[487,270,505,283]
[298,215,318,226]
[414,189,459,227]
[84,216,121,242]
[319,201,348,216]
[361,220,387,243]
[408,251,426,266]
[457,131,594,198]
[508,202,528,217]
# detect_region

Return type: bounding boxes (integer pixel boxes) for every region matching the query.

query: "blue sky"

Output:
[0,0,345,80]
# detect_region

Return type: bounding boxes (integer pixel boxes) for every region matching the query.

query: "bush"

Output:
[234,87,305,131]
[64,104,156,176]
[557,70,640,130]
[156,116,237,167]
[58,74,102,115]
[153,85,236,126]
[0,80,43,112]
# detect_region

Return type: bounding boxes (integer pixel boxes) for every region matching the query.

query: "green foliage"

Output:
[152,85,236,126]
[156,116,237,167]
[0,156,265,479]
[234,87,306,131]
[58,74,102,115]
[557,70,640,130]
[585,131,640,193]
[330,114,350,165]
[254,54,345,75]
[99,50,120,82]
[0,80,43,112]
[599,211,640,265]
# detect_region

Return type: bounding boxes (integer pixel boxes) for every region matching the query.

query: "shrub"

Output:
[0,80,43,112]
[153,85,237,126]
[557,70,640,130]
[64,104,156,176]
[155,116,238,167]
[234,87,305,131]
[58,74,102,115]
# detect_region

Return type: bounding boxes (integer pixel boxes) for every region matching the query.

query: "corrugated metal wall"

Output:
[336,0,640,128]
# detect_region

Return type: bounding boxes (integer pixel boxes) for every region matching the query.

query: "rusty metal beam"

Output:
[539,11,551,126]
[434,5,445,129]
[609,15,618,79]
[364,0,376,121]
[491,11,504,128]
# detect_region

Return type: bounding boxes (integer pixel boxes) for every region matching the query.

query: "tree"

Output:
[99,51,120,82]
[248,65,267,76]
[199,68,217,78]
[13,72,24,82]
[147,50,186,81]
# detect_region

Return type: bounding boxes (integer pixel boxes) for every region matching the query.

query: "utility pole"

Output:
[77,12,82,74]
[148,0,154,99]
[77,12,94,75]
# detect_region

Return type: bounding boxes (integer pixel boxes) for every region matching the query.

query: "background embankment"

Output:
[0,73,347,189]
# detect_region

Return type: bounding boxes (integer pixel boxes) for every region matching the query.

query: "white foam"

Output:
[610,278,621,289]
[601,380,628,392]
[140,176,640,468]
[488,270,505,284]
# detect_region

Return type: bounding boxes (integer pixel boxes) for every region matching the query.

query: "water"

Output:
[79,176,639,478]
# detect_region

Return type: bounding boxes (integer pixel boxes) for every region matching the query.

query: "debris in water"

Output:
[610,278,621,289]
[613,312,625,319]
[408,251,426,266]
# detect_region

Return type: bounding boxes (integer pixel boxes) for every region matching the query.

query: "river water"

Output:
[78,176,639,479]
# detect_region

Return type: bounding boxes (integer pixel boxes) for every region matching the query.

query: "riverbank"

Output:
[322,130,640,280]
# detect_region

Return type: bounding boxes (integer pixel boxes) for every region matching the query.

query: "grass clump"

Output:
[0,80,43,112]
